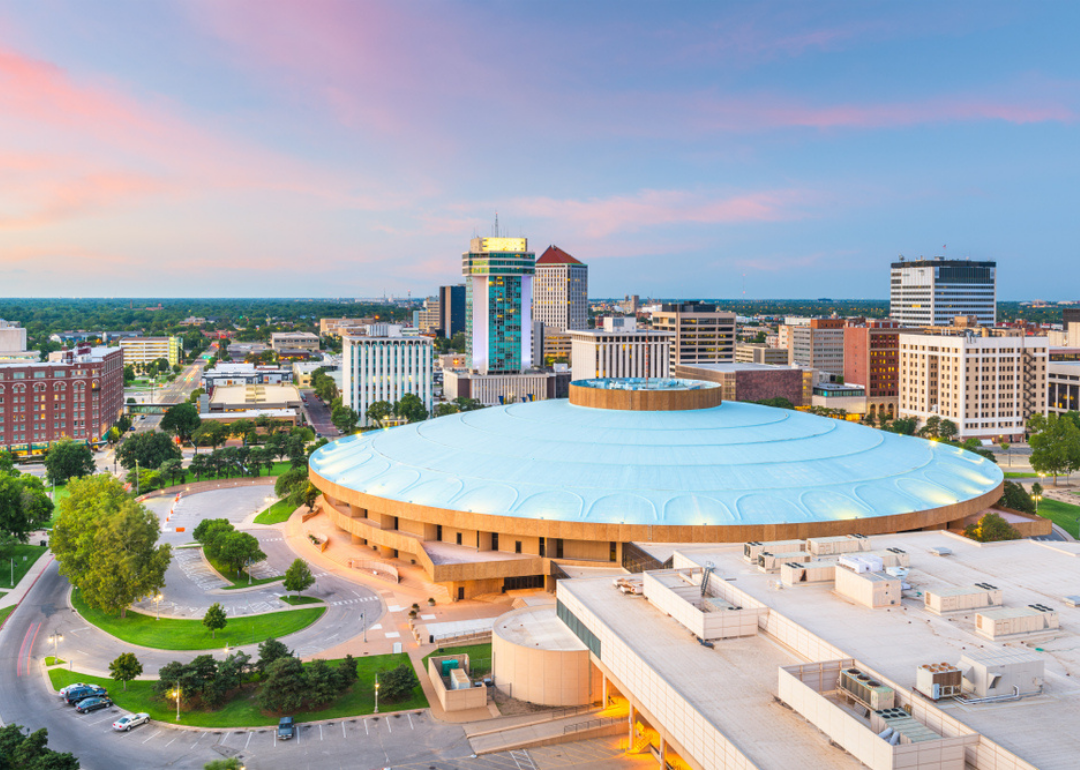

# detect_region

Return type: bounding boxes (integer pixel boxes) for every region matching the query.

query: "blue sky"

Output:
[0,1,1077,299]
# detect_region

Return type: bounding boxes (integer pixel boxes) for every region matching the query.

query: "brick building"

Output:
[843,319,901,421]
[0,343,125,451]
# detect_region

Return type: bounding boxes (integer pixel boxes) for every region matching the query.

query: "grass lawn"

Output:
[254,499,294,525]
[0,544,48,590]
[0,606,14,626]
[1004,472,1038,479]
[280,596,324,606]
[203,549,283,590]
[48,653,426,727]
[1036,497,1080,538]
[71,589,324,650]
[187,460,298,484]
[0,591,6,600]
[45,656,65,666]
[422,643,493,678]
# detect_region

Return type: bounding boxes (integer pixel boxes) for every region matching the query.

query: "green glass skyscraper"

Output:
[462,236,535,374]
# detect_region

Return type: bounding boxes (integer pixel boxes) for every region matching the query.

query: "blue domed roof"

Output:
[309,400,1002,527]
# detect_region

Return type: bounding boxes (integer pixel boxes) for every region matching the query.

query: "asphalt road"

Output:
[300,390,340,439]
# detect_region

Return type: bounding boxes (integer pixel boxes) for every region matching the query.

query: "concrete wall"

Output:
[492,606,598,707]
[427,654,488,712]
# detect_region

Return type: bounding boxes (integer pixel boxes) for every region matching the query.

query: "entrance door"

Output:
[457,587,465,601]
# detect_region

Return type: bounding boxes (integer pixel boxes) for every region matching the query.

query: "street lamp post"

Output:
[48,631,63,661]
[374,675,379,714]
[153,593,164,620]
[172,687,181,721]
[361,611,366,643]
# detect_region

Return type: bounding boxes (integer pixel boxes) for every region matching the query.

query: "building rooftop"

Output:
[559,576,864,769]
[680,362,803,373]
[673,532,1080,769]
[536,245,583,266]
[310,398,1001,526]
[209,384,300,406]
[494,606,587,651]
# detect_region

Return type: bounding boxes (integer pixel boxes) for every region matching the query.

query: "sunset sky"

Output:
[1,1,1077,299]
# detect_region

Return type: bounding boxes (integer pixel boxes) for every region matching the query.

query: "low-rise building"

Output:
[120,335,181,366]
[844,319,901,421]
[651,302,736,367]
[208,384,301,413]
[270,332,320,352]
[675,362,807,406]
[569,318,672,382]
[735,343,790,365]
[443,370,554,405]
[202,363,293,389]
[0,319,27,354]
[790,319,844,377]
[1049,359,1080,414]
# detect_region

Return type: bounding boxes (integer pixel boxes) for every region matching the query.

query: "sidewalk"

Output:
[0,552,54,612]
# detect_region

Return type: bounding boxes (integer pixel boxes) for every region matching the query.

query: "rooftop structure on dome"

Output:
[572,377,715,391]
[309,377,1002,600]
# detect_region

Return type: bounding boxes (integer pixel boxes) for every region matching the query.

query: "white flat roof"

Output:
[675,532,1080,770]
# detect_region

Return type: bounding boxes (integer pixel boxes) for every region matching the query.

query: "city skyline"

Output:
[1,2,1078,299]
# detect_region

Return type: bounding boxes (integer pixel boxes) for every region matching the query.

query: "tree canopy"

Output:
[160,402,202,442]
[964,512,1022,543]
[0,473,54,542]
[116,430,182,471]
[1028,412,1080,483]
[51,475,171,617]
[0,724,79,770]
[44,440,96,485]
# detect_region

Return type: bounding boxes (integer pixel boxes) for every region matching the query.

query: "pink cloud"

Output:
[511,188,815,239]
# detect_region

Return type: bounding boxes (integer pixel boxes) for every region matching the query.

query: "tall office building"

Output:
[463,236,535,375]
[790,319,845,376]
[651,302,736,368]
[569,318,672,382]
[438,284,466,338]
[342,325,433,427]
[890,257,997,327]
[533,246,588,332]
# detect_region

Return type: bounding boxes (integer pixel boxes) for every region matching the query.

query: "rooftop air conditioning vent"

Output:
[887,547,907,554]
[1064,596,1080,607]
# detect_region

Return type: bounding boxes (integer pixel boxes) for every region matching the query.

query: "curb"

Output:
[0,555,55,632]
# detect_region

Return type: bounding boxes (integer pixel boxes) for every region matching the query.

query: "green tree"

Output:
[393,393,428,423]
[963,512,1022,543]
[283,558,315,597]
[275,467,308,505]
[999,480,1036,514]
[158,458,187,486]
[160,402,202,442]
[116,430,182,471]
[44,440,96,485]
[306,659,338,706]
[123,365,136,384]
[939,419,959,441]
[257,637,292,675]
[217,531,265,577]
[109,652,143,692]
[333,654,359,692]
[1028,412,1080,484]
[452,397,484,412]
[0,724,79,770]
[203,602,228,639]
[379,663,419,702]
[116,414,133,434]
[888,417,918,435]
[259,656,307,713]
[0,449,15,475]
[433,402,459,417]
[193,422,229,452]
[331,403,359,434]
[918,415,942,439]
[0,475,54,541]
[365,400,393,428]
[51,475,171,617]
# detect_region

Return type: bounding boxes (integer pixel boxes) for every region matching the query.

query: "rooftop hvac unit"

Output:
[1064,596,1080,607]
[838,667,896,711]
[929,547,953,557]
[916,663,963,701]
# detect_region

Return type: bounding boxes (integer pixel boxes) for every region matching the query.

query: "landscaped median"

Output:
[71,589,325,651]
[254,499,296,525]
[1036,497,1080,538]
[47,654,428,728]
[0,544,48,591]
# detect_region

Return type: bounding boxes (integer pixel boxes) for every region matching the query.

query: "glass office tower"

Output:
[462,237,535,374]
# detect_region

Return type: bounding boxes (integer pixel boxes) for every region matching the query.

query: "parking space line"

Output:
[408,713,414,730]
[190,732,206,750]
[386,718,392,733]
[143,730,162,744]
[364,719,369,736]
[244,731,253,749]
[164,736,178,748]
[342,721,347,739]
[319,724,323,741]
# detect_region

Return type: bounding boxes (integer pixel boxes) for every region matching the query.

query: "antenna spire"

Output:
[493,212,500,237]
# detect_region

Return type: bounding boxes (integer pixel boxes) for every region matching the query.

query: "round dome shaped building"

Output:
[309,378,1002,600]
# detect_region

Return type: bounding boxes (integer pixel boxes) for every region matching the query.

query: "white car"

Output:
[58,683,89,699]
[112,713,150,732]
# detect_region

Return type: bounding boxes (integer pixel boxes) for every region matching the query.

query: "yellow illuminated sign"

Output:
[480,237,527,253]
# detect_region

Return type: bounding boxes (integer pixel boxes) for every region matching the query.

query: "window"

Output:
[456,532,462,546]
[491,532,499,552]
[515,541,522,554]
[557,600,601,659]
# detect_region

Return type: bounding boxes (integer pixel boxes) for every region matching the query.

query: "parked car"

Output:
[112,713,150,732]
[277,716,295,741]
[58,683,90,698]
[64,685,107,705]
[75,696,113,714]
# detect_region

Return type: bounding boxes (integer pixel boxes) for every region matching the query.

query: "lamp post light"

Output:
[172,687,181,721]
[361,611,366,643]
[374,675,379,714]
[153,593,164,620]
[48,631,63,661]
[1034,494,1043,513]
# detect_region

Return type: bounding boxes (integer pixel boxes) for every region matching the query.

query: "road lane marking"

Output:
[143,730,162,743]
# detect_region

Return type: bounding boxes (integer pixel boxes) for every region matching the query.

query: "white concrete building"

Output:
[890,257,997,327]
[533,245,588,332]
[0,319,27,353]
[342,325,433,426]
[569,319,673,382]
[899,329,1047,441]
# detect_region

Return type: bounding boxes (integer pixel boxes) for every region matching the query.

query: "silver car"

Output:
[58,683,89,698]
[112,713,150,732]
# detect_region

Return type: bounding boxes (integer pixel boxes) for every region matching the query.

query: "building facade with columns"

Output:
[341,325,433,427]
